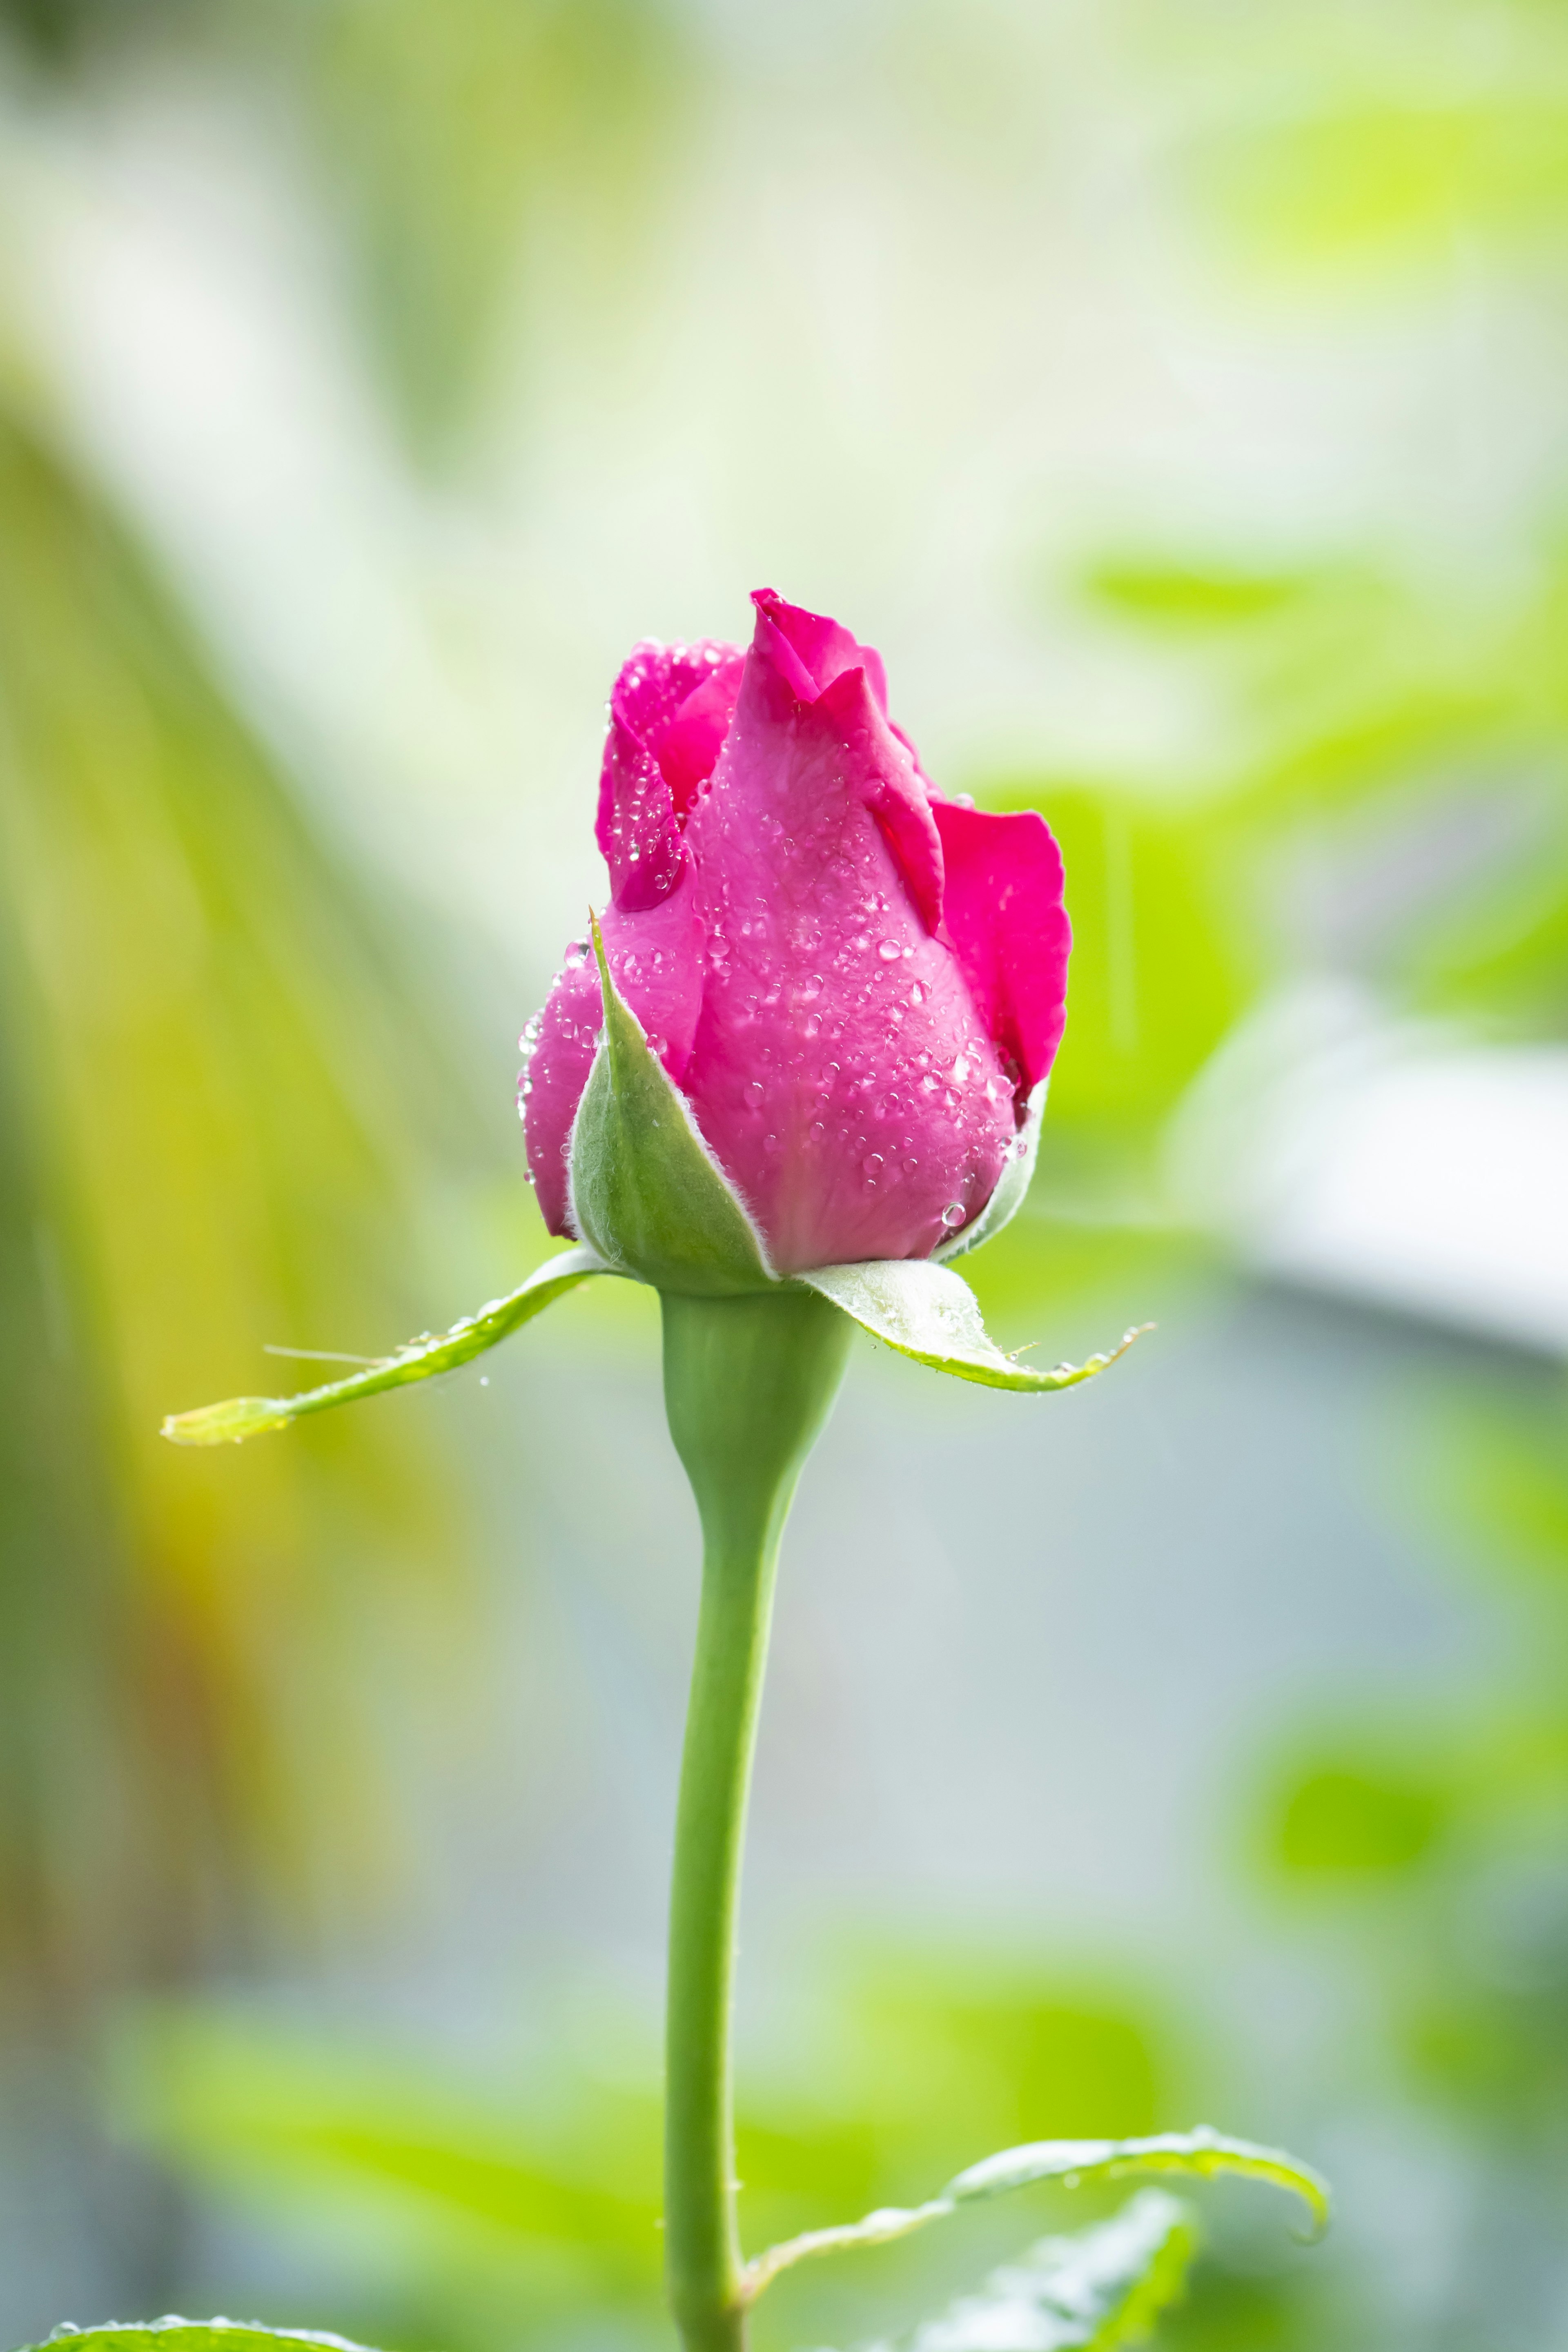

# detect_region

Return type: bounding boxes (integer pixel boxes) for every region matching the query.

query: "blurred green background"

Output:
[1,1,1567,2347]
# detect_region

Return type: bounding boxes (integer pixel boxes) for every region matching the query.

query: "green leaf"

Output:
[795,1258,1147,1394]
[746,2123,1326,2294]
[871,2191,1197,2352]
[11,2327,382,2352]
[943,2125,1330,2236]
[568,919,777,1296]
[934,1080,1047,1265]
[160,1246,606,1446]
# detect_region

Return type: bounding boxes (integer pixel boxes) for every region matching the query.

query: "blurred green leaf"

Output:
[1274,1763,1451,1878]
[12,2328,382,2352]
[301,0,686,455]
[0,398,498,1995]
[1083,559,1313,631]
[865,2191,1197,2352]
[983,784,1251,1147]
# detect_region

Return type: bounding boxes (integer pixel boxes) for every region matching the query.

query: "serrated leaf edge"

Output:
[795,1257,1151,1394]
[743,2122,1328,2300]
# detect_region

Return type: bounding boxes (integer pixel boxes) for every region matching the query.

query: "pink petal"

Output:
[677,612,1012,1271]
[751,587,890,711]
[932,802,1071,1092]
[656,655,746,816]
[595,640,742,913]
[522,886,705,1235]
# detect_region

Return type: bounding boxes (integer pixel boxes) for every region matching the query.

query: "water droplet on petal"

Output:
[878,939,902,962]
[942,1202,967,1229]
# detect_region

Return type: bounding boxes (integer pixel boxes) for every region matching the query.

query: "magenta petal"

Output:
[739,595,944,934]
[522,886,705,1235]
[815,666,944,934]
[751,587,890,710]
[656,655,745,815]
[596,709,684,912]
[676,613,1010,1272]
[595,640,743,912]
[933,802,1071,1091]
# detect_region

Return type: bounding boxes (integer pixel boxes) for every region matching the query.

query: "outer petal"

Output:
[933,802,1071,1091]
[656,654,746,815]
[747,590,943,931]
[752,587,890,712]
[595,640,743,911]
[678,611,1014,1271]
[521,885,705,1235]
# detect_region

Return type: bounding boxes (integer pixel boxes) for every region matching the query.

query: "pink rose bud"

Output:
[521,590,1070,1276]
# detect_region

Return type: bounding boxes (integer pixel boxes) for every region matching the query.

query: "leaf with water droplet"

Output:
[794,1258,1148,1394]
[744,2124,1326,2299]
[160,1248,608,1447]
[19,2327,384,2352]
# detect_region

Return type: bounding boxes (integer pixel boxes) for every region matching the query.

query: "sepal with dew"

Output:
[566,920,777,1295]
[161,1247,606,1447]
[932,1076,1048,1265]
[795,1258,1149,1394]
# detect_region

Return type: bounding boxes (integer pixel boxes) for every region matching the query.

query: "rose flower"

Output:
[521,590,1069,1277]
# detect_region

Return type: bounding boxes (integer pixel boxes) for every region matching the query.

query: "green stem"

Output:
[660,1287,853,2352]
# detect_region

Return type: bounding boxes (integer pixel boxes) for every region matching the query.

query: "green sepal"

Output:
[160,1246,606,1446]
[567,919,777,1296]
[795,1257,1149,1394]
[12,2328,381,2352]
[933,1078,1047,1264]
[745,2122,1327,2296]
[870,2190,1197,2352]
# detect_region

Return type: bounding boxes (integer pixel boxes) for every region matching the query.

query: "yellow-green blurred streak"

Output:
[279,0,686,460]
[0,401,494,2002]
[1126,0,1568,282]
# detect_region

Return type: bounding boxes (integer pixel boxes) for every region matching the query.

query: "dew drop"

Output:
[877,939,902,962]
[563,939,590,970]
[941,1202,967,1229]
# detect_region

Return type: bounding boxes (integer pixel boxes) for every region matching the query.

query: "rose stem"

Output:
[660,1287,853,2352]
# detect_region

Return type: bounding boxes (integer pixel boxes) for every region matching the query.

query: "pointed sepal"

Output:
[795,1256,1148,1393]
[934,1078,1047,1263]
[567,917,777,1296]
[161,1246,607,1446]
